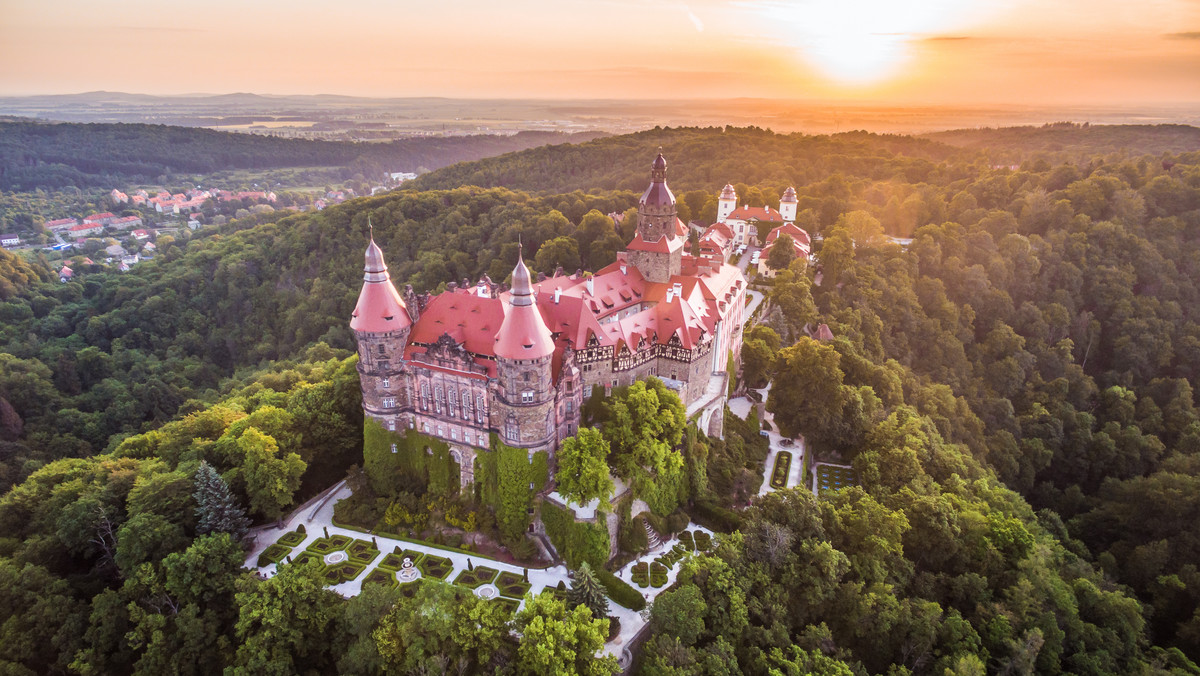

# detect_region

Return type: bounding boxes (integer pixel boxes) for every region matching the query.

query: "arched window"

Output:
[461,389,472,420]
[476,394,486,423]
[420,382,430,411]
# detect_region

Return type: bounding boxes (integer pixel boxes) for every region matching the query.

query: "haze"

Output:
[2,0,1199,106]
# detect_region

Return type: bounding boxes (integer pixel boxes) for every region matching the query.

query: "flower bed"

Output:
[694,531,712,551]
[345,538,380,566]
[454,566,498,589]
[495,571,531,598]
[649,561,668,588]
[277,529,307,548]
[631,562,649,588]
[418,554,453,580]
[256,543,291,568]
[771,451,792,489]
[363,568,398,589]
[306,534,351,555]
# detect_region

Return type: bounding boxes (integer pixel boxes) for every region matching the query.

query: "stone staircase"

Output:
[643,519,663,550]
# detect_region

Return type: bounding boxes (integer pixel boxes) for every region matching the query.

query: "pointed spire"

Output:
[495,246,554,360]
[651,148,667,182]
[510,240,533,307]
[351,225,411,333]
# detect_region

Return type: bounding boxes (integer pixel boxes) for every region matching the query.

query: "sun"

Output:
[749,0,990,86]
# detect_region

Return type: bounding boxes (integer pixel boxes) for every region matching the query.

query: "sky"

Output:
[2,0,1199,105]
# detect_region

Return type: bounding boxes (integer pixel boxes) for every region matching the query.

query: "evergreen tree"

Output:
[566,562,610,619]
[193,461,251,539]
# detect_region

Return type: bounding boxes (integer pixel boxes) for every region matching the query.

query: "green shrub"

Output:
[494,597,521,616]
[277,530,306,547]
[598,567,646,611]
[454,566,498,589]
[363,568,397,589]
[686,499,741,533]
[541,500,610,568]
[695,531,712,551]
[649,562,668,588]
[631,562,649,588]
[419,555,453,580]
[346,538,380,565]
[256,543,291,568]
[679,530,694,551]
[495,571,531,598]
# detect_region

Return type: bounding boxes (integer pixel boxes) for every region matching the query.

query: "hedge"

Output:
[419,554,453,580]
[496,571,532,598]
[454,566,498,589]
[597,567,645,611]
[256,543,291,568]
[277,529,307,547]
[686,499,742,533]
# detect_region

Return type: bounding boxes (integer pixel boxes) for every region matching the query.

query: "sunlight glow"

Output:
[749,0,1000,85]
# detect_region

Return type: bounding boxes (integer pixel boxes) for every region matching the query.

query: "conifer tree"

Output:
[566,562,610,619]
[193,461,251,539]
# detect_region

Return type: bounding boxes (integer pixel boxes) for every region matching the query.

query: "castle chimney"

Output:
[554,287,561,304]
[666,287,674,303]
[620,263,627,275]
[673,282,682,298]
[585,277,594,296]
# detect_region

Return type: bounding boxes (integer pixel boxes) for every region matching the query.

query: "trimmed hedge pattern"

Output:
[256,543,291,568]
[363,568,398,589]
[650,562,668,588]
[495,571,531,599]
[419,554,453,580]
[454,566,498,589]
[277,530,307,548]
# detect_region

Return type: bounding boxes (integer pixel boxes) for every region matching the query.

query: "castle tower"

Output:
[626,151,684,283]
[493,246,558,449]
[780,186,798,223]
[718,183,737,221]
[351,232,413,431]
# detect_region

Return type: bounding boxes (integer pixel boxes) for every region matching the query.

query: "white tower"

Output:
[717,184,737,221]
[780,186,798,223]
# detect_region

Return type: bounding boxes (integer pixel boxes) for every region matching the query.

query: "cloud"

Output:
[1165,31,1200,39]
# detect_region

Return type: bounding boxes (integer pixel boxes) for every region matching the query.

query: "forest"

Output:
[1,123,1200,674]
[0,118,603,190]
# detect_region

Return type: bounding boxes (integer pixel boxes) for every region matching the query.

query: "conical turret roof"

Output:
[350,232,412,333]
[495,245,555,359]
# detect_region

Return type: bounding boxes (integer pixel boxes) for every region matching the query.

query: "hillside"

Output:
[2,126,1200,673]
[924,122,1200,157]
[406,126,965,195]
[0,119,605,190]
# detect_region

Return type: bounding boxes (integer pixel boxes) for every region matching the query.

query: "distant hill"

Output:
[923,122,1200,156]
[0,119,605,191]
[406,126,964,195]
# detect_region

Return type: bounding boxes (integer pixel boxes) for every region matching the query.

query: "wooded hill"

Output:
[2,124,1200,674]
[0,118,604,190]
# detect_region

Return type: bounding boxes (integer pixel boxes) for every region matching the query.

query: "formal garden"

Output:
[815,463,857,493]
[628,528,714,589]
[770,450,792,489]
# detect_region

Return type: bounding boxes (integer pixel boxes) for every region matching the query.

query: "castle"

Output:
[351,153,748,487]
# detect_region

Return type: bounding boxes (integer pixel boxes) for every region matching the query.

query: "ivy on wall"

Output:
[362,418,459,499]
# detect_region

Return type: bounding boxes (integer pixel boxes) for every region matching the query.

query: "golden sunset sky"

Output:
[2,0,1199,104]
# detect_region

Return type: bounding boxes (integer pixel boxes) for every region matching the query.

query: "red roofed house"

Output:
[757,222,812,278]
[45,218,78,232]
[59,266,73,283]
[351,152,747,491]
[110,189,128,204]
[714,184,800,246]
[132,229,151,240]
[70,223,104,237]
[82,212,118,226]
[111,216,143,230]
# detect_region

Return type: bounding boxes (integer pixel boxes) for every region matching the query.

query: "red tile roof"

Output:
[727,206,782,222]
[350,240,413,334]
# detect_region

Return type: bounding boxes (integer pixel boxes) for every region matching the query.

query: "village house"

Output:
[45,218,78,232]
[69,223,104,237]
[0,234,20,248]
[757,223,813,278]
